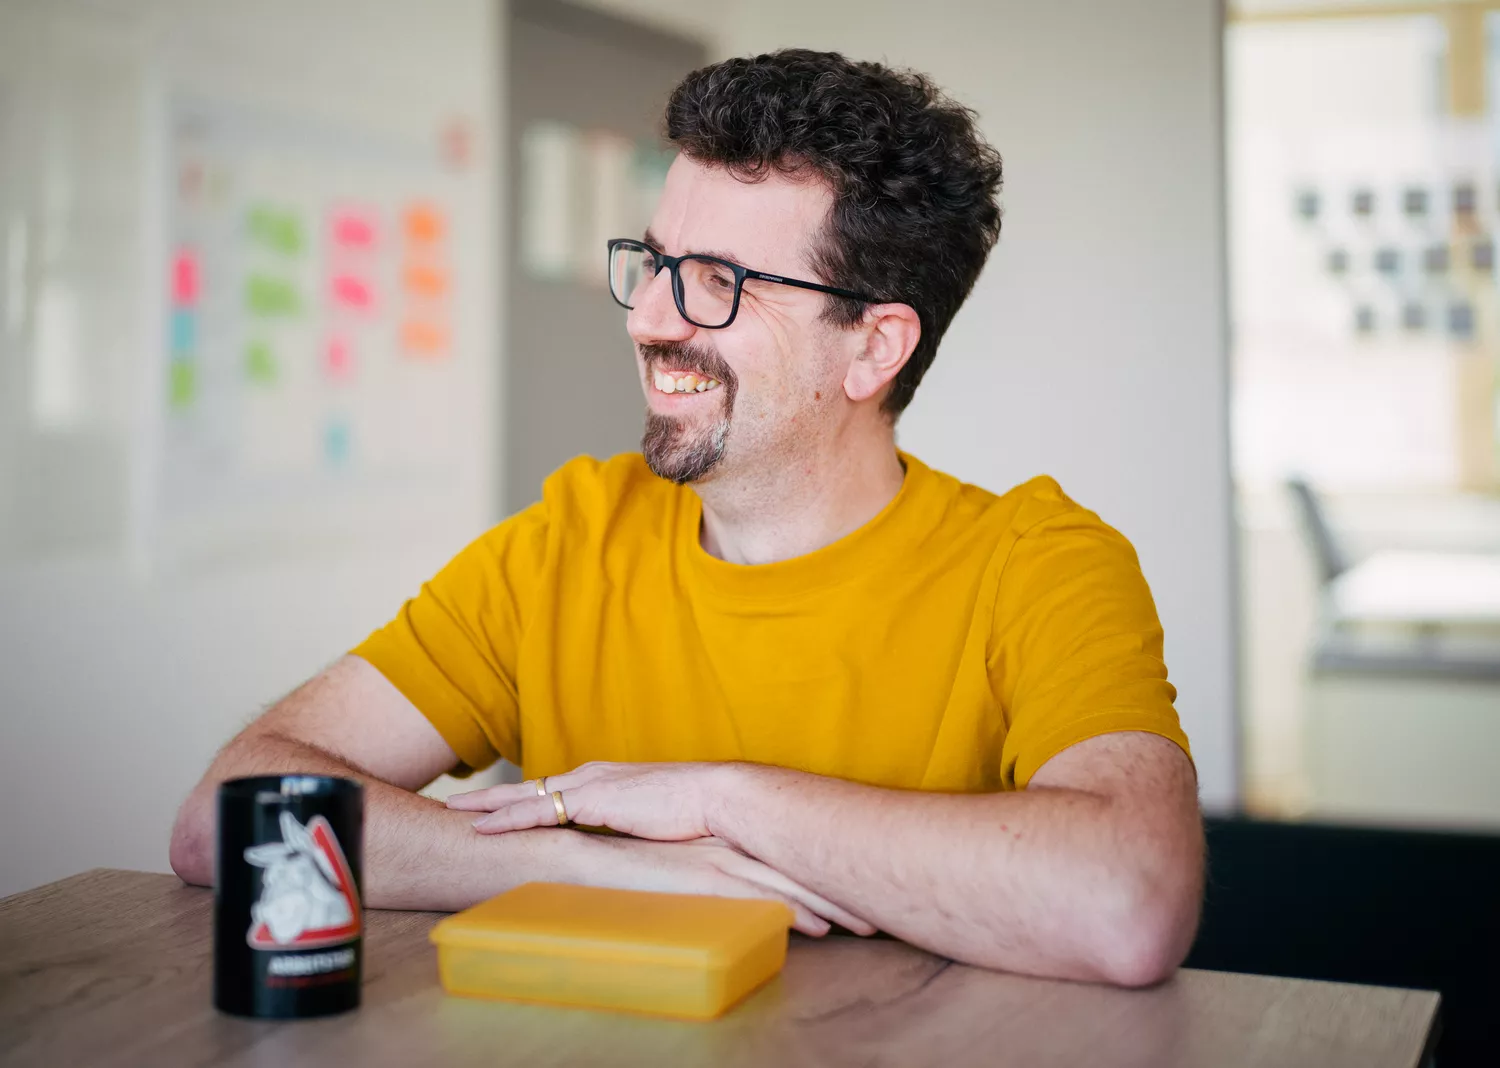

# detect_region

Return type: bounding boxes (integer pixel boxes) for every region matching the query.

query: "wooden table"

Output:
[0,869,1439,1068]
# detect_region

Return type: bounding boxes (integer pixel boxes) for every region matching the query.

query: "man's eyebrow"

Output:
[642,229,749,269]
[697,247,747,267]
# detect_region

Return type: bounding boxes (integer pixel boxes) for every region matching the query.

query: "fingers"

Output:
[706,877,830,937]
[472,794,564,833]
[752,875,875,937]
[448,766,603,812]
[787,905,831,937]
[716,852,877,936]
[446,781,541,812]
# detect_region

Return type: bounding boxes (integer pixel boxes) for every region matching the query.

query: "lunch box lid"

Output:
[429,882,794,969]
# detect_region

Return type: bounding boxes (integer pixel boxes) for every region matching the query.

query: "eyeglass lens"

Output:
[609,244,738,328]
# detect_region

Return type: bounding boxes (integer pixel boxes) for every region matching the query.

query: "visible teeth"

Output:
[652,369,722,394]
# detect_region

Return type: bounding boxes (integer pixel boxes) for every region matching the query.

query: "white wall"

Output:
[700,1,1239,807]
[0,0,502,898]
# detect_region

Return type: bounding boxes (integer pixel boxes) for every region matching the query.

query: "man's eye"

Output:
[707,271,733,290]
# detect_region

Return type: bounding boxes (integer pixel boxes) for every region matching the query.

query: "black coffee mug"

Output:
[214,775,364,1018]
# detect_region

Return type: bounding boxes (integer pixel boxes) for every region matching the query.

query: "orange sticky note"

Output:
[401,319,449,357]
[403,263,448,299]
[404,204,444,246]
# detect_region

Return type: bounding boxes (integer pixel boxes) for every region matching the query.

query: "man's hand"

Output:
[448,763,877,936]
[448,761,727,842]
[574,835,874,937]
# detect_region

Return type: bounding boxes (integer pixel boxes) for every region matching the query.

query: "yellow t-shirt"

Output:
[353,452,1189,791]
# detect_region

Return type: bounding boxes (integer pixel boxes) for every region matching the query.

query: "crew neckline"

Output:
[677,451,938,602]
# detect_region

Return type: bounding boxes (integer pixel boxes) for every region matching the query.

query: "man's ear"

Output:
[844,303,922,404]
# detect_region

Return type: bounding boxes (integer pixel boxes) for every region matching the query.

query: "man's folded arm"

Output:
[168,655,579,910]
[167,655,865,932]
[707,730,1203,986]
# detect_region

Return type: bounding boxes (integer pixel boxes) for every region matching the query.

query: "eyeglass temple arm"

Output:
[740,268,874,304]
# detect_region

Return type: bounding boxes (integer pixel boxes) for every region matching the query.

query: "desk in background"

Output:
[0,869,1438,1068]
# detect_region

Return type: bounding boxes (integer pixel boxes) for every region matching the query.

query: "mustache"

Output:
[638,342,736,387]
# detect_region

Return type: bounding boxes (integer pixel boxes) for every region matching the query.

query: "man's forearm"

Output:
[169,731,585,911]
[708,762,1201,985]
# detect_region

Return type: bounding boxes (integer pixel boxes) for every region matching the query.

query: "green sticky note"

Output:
[169,361,197,409]
[245,275,301,317]
[247,204,305,256]
[245,340,278,384]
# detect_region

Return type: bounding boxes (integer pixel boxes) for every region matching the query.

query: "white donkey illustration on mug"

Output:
[244,811,356,946]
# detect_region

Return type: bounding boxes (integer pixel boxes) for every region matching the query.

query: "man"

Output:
[172,49,1203,987]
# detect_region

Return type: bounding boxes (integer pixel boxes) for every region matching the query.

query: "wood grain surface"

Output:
[0,869,1440,1068]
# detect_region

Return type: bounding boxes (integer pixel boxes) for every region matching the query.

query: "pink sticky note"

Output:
[331,211,377,250]
[325,335,355,379]
[173,251,199,305]
[331,273,373,311]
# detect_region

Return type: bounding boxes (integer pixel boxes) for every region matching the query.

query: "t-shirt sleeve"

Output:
[351,499,550,774]
[989,503,1192,789]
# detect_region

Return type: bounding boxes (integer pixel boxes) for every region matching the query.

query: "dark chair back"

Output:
[1286,476,1350,584]
[1186,816,1500,1067]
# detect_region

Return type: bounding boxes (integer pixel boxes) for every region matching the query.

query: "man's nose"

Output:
[626,267,695,346]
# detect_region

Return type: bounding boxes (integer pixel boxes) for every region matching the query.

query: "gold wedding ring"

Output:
[551,790,570,826]
[535,777,548,797]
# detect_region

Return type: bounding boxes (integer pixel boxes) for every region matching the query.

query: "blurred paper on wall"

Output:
[520,120,578,281]
[520,120,673,288]
[580,131,633,288]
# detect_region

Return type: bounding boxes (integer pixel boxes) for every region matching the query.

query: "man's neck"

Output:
[693,435,907,566]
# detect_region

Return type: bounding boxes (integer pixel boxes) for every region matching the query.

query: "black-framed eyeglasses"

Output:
[607,238,877,330]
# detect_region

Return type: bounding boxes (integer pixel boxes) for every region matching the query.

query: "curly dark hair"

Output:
[664,48,1003,417]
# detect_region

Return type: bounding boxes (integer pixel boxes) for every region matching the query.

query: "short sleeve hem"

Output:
[349,639,507,773]
[1012,709,1193,789]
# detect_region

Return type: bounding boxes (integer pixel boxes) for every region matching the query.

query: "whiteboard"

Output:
[150,95,473,571]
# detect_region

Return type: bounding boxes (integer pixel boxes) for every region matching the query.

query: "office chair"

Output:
[1285,476,1350,586]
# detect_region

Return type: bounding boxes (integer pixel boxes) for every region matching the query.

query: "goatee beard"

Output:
[639,342,737,485]
[642,411,731,484]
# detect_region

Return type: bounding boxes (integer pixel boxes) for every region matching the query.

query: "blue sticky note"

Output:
[171,308,196,355]
[324,419,352,465]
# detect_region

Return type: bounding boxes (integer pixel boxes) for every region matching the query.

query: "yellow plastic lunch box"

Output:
[428,882,794,1019]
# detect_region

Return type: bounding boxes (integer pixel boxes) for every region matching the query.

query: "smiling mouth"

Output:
[652,368,723,394]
